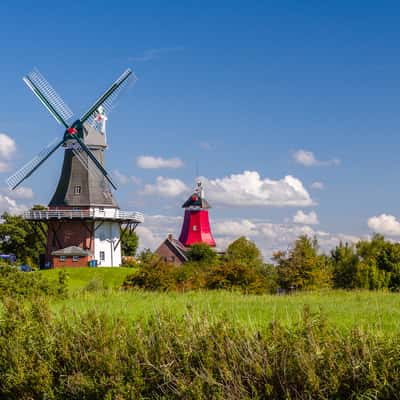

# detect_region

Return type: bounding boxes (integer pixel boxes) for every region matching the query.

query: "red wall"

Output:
[179,209,216,247]
[53,255,91,268]
[46,220,94,263]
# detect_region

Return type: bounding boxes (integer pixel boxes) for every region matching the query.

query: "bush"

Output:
[186,243,218,265]
[205,261,272,294]
[123,256,177,291]
[0,266,68,299]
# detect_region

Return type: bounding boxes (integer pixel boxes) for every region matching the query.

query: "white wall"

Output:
[93,220,121,267]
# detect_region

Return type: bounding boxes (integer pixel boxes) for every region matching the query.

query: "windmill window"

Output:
[74,185,81,195]
[193,225,198,231]
[100,251,105,261]
[72,256,79,262]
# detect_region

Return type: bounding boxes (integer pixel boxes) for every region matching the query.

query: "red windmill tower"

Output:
[178,181,216,247]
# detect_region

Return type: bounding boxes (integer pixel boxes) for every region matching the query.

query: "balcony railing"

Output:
[24,209,144,223]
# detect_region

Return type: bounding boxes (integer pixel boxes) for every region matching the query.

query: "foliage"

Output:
[225,236,263,267]
[331,234,400,291]
[274,235,332,290]
[331,242,359,289]
[205,261,274,294]
[186,242,218,265]
[0,266,67,299]
[2,298,400,398]
[0,207,47,266]
[123,254,177,291]
[124,242,275,294]
[121,229,139,256]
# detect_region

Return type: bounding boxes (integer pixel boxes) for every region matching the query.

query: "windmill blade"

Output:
[80,69,135,125]
[6,137,65,190]
[72,135,117,190]
[23,69,74,128]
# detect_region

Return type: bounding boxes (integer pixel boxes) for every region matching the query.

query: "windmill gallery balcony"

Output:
[24,208,144,223]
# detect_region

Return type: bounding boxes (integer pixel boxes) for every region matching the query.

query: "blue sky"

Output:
[1,1,400,257]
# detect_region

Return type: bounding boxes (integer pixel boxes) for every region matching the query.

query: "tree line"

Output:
[126,233,400,293]
[2,208,400,292]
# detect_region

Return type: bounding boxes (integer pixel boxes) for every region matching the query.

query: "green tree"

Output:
[225,236,263,267]
[121,229,139,256]
[0,206,47,266]
[331,242,359,289]
[186,243,217,265]
[274,235,332,291]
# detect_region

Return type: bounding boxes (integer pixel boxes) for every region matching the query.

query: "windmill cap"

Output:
[181,192,211,209]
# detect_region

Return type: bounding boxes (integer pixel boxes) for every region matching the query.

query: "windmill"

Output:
[7,68,144,268]
[178,180,216,247]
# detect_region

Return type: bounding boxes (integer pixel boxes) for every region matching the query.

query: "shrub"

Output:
[186,243,218,265]
[123,256,177,291]
[0,266,67,299]
[205,261,272,294]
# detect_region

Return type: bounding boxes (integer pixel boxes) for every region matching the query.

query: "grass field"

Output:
[40,266,135,290]
[40,267,400,334]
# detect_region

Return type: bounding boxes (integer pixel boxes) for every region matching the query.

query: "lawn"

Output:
[40,266,135,291]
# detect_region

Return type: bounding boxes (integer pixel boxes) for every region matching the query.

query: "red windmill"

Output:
[178,181,216,247]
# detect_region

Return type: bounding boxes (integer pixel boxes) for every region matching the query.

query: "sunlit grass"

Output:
[52,287,400,334]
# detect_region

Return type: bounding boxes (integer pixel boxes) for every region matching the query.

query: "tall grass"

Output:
[1,297,400,399]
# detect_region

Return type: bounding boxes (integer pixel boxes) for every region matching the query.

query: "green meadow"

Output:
[41,267,400,334]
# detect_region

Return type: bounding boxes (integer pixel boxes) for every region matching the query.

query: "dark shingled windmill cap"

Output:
[182,192,211,209]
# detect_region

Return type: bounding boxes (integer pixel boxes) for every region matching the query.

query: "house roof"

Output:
[155,236,189,263]
[51,246,93,257]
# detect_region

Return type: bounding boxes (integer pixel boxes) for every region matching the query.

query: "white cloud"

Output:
[130,46,184,62]
[201,170,313,207]
[293,149,340,167]
[0,161,10,172]
[112,170,141,185]
[368,214,400,236]
[0,133,17,172]
[213,219,257,237]
[142,176,189,197]
[137,155,184,169]
[293,210,319,225]
[113,169,130,185]
[0,195,28,215]
[200,141,213,150]
[0,133,16,160]
[311,181,324,190]
[8,186,34,200]
[131,176,141,185]
[136,215,182,251]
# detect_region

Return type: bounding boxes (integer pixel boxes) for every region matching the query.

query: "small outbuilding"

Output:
[51,246,93,268]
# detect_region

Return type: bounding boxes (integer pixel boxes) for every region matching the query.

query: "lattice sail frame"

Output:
[83,69,136,131]
[7,68,136,190]
[23,69,74,125]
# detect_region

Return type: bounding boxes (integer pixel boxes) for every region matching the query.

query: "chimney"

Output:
[167,233,173,241]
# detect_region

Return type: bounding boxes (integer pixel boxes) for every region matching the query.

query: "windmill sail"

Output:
[23,69,74,127]
[80,69,135,128]
[6,137,64,190]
